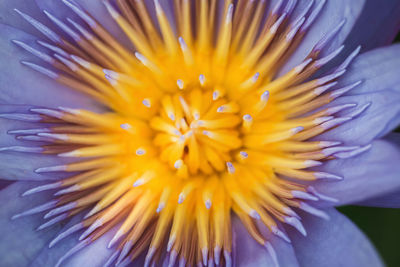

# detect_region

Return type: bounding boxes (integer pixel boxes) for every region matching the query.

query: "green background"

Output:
[339,206,400,266]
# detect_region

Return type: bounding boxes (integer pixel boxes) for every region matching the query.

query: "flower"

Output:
[0,0,400,266]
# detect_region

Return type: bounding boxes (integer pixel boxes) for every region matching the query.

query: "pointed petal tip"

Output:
[334,144,372,159]
[285,216,307,236]
[304,160,322,168]
[300,202,330,220]
[291,190,318,201]
[314,172,343,181]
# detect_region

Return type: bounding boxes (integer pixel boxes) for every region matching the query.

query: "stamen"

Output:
[271,225,291,243]
[14,9,62,43]
[22,182,62,196]
[307,186,339,203]
[49,222,85,248]
[142,98,151,108]
[35,165,67,173]
[177,79,184,90]
[43,10,81,42]
[226,162,235,174]
[199,74,205,86]
[302,0,326,31]
[264,242,279,267]
[0,112,41,122]
[12,200,58,220]
[62,0,96,27]
[136,148,146,156]
[12,40,54,63]
[284,216,307,236]
[314,172,344,181]
[21,61,58,79]
[291,190,318,201]
[0,146,44,153]
[313,19,346,52]
[299,202,330,220]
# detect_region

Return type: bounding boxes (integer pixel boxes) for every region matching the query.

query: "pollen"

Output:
[4,0,370,266]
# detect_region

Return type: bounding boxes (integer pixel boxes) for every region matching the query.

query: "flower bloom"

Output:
[0,0,400,266]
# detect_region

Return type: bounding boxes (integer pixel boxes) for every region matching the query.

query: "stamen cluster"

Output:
[2,0,369,266]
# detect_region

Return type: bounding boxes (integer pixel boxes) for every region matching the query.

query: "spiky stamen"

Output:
[2,0,371,266]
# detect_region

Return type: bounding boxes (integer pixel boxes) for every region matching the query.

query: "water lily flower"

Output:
[1,0,400,266]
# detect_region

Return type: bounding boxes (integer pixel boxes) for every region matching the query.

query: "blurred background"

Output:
[339,206,400,266]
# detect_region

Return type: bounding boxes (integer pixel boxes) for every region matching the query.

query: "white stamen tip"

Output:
[202,248,208,266]
[142,99,151,108]
[252,72,260,82]
[167,236,176,252]
[212,91,219,100]
[199,74,205,85]
[177,79,184,89]
[205,199,212,209]
[292,126,304,134]
[226,162,235,174]
[178,193,185,204]
[133,179,144,187]
[135,52,146,64]
[226,4,234,23]
[120,123,132,130]
[250,209,261,220]
[135,148,146,156]
[239,151,248,158]
[261,91,270,101]
[178,37,187,50]
[168,113,175,121]
[186,130,194,138]
[156,203,165,213]
[174,159,183,169]
[243,114,252,122]
[304,160,322,167]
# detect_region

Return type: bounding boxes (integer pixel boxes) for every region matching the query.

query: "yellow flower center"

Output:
[151,89,243,175]
[7,0,363,266]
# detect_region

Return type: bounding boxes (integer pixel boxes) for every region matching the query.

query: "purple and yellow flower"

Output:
[0,0,400,266]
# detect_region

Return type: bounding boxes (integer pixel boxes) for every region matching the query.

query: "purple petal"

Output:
[313,134,400,206]
[62,224,125,267]
[0,181,64,266]
[0,105,39,147]
[30,213,86,266]
[0,23,102,110]
[0,180,13,190]
[287,208,383,267]
[338,45,400,95]
[0,0,49,36]
[278,0,365,76]
[0,151,69,180]
[232,217,299,267]
[320,45,400,145]
[356,189,400,208]
[0,182,141,267]
[32,216,139,267]
[344,0,400,53]
[0,105,73,181]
